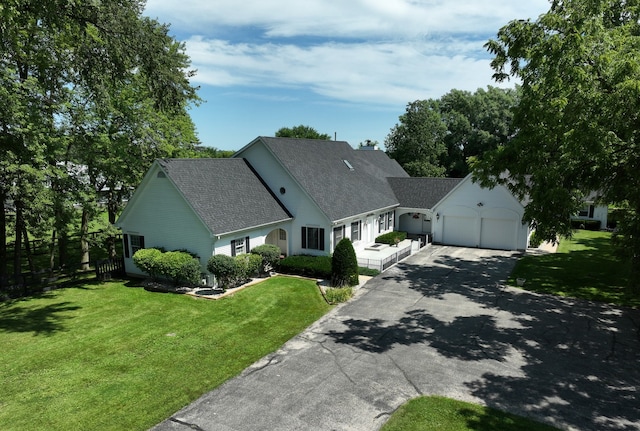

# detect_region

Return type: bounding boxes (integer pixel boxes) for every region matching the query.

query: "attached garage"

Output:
[431,176,529,251]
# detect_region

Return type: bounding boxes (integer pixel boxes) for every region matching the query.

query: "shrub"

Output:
[325,286,353,303]
[178,258,203,286]
[132,248,163,280]
[375,231,407,245]
[331,238,359,287]
[250,244,281,275]
[358,267,380,277]
[278,255,332,279]
[235,253,262,283]
[529,231,543,248]
[207,254,237,289]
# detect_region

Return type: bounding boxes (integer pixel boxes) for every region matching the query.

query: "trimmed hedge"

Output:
[571,219,601,231]
[375,231,407,245]
[207,254,236,289]
[133,248,201,286]
[278,255,332,279]
[250,244,281,275]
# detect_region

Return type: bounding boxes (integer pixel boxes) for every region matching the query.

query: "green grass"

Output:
[0,276,332,430]
[381,396,560,431]
[509,230,637,306]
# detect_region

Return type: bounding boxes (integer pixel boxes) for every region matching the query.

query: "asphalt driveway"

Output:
[152,245,640,431]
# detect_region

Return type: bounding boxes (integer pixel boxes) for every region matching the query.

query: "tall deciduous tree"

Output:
[385,100,447,177]
[275,125,331,140]
[473,0,640,289]
[0,0,200,280]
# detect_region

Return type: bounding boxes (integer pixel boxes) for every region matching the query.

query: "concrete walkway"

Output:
[152,245,640,431]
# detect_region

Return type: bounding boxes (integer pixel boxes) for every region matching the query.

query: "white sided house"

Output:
[116,137,533,278]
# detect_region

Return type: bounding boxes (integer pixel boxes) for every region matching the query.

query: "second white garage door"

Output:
[480,217,517,250]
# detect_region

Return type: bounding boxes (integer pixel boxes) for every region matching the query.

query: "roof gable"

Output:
[157,158,292,235]
[245,137,408,221]
[388,177,464,209]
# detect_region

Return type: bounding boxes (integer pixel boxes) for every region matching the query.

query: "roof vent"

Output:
[157,171,166,178]
[343,159,354,171]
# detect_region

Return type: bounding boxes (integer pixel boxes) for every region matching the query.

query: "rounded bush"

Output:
[250,244,281,274]
[235,253,262,282]
[207,254,237,289]
[132,248,163,280]
[331,238,359,287]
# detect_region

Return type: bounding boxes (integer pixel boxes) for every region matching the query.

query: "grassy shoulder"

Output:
[509,230,637,306]
[0,276,332,431]
[381,396,560,431]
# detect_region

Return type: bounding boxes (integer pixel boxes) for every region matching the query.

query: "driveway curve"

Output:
[152,245,640,431]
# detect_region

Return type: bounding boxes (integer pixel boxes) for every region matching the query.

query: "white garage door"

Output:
[442,216,476,247]
[480,218,517,250]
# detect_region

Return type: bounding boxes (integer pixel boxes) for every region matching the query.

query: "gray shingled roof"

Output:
[254,137,409,221]
[157,158,292,235]
[387,177,464,209]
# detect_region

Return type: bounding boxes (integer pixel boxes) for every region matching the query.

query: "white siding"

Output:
[119,165,213,276]
[432,177,528,251]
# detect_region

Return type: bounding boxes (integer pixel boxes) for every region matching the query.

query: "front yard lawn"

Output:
[509,230,637,307]
[0,276,331,430]
[381,396,560,431]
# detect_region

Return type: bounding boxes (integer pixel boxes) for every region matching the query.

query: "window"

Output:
[378,214,385,233]
[351,221,361,242]
[333,225,345,246]
[387,211,394,230]
[279,229,287,241]
[378,211,394,233]
[578,205,595,218]
[123,234,145,258]
[301,227,325,250]
[231,236,249,256]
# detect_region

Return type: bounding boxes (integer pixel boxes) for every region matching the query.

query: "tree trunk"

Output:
[13,202,24,281]
[22,225,35,274]
[0,188,7,287]
[80,208,90,270]
[107,190,118,258]
[49,229,57,275]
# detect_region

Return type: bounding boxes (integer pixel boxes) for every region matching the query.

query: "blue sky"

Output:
[143,1,550,151]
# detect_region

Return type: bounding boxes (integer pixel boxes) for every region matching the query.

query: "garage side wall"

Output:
[431,179,528,251]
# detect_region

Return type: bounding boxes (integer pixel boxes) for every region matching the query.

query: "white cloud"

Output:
[146,1,548,106]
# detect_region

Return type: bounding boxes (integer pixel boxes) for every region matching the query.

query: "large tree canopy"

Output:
[473,0,640,288]
[1,0,200,280]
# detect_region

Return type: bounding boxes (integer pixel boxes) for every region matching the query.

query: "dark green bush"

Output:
[571,219,601,231]
[250,244,281,275]
[207,254,237,289]
[235,253,261,282]
[529,231,543,248]
[132,248,163,280]
[331,238,359,287]
[375,231,407,245]
[277,255,332,279]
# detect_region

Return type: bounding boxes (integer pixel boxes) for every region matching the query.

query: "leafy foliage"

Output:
[331,238,359,287]
[132,248,163,280]
[275,125,331,140]
[133,249,201,285]
[251,244,282,275]
[324,286,353,304]
[234,253,261,283]
[474,0,640,289]
[207,254,237,289]
[278,255,332,279]
[375,231,407,245]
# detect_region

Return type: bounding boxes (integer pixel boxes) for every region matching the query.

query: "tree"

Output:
[275,125,331,140]
[331,238,359,287]
[385,100,447,177]
[438,87,519,177]
[473,0,640,289]
[0,0,200,281]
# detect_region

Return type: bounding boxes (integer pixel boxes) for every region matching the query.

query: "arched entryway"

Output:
[266,228,288,257]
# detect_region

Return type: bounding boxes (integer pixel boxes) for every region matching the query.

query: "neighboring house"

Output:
[116,136,533,278]
[572,192,608,228]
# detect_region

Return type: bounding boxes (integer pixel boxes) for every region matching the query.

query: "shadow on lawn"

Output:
[0,298,81,335]
[326,247,640,431]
